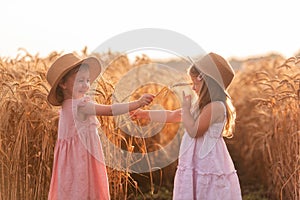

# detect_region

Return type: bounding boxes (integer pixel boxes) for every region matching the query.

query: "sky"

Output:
[1,0,299,60]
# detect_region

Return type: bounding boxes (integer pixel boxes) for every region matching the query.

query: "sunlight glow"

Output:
[0,0,299,59]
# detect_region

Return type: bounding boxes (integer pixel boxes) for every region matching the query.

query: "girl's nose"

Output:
[192,85,196,91]
[83,81,90,88]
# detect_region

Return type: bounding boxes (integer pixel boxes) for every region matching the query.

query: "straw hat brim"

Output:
[188,53,235,99]
[189,53,234,88]
[47,57,101,106]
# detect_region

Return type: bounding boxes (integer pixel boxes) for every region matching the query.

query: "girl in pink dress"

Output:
[46,53,154,200]
[133,52,242,200]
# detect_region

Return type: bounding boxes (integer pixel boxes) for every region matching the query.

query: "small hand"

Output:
[138,94,155,107]
[182,91,191,111]
[129,110,138,120]
[130,109,148,120]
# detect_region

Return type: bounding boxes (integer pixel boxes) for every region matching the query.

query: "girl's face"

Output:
[60,69,90,100]
[190,74,204,94]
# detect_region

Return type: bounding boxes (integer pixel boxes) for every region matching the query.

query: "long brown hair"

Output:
[188,65,236,138]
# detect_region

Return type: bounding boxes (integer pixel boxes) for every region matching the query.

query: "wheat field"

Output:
[0,48,299,199]
[227,54,300,200]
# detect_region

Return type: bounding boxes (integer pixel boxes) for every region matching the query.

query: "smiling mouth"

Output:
[78,91,87,95]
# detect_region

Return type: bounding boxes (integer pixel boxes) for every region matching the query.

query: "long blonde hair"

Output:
[188,65,236,138]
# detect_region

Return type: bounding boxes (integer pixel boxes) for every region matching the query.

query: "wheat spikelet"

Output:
[1,49,299,199]
[229,54,299,200]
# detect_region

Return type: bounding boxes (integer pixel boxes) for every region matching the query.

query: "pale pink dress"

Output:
[48,97,110,200]
[173,101,242,200]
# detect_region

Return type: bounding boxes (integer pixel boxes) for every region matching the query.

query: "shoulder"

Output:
[203,101,225,111]
[202,101,225,124]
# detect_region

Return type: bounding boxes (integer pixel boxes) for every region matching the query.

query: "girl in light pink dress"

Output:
[133,52,242,199]
[46,53,154,200]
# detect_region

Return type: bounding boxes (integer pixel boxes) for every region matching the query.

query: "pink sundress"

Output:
[173,101,242,200]
[48,97,110,200]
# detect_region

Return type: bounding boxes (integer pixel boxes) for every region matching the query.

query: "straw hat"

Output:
[46,53,102,106]
[192,52,235,90]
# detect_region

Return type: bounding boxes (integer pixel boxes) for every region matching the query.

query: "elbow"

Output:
[185,129,197,138]
[186,128,206,138]
[194,130,206,138]
[183,122,207,138]
[96,109,113,116]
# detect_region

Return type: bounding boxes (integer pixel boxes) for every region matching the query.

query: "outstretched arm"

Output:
[79,94,154,116]
[131,108,182,123]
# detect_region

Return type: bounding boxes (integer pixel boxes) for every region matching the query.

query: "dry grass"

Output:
[228,55,300,200]
[93,52,183,199]
[0,49,59,199]
[0,48,299,200]
[0,49,183,199]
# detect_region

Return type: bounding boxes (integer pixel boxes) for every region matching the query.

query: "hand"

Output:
[182,91,192,112]
[137,94,154,107]
[130,109,149,120]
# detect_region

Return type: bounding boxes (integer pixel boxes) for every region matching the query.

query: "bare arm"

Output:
[182,92,224,138]
[182,103,211,138]
[79,94,154,116]
[132,108,182,123]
